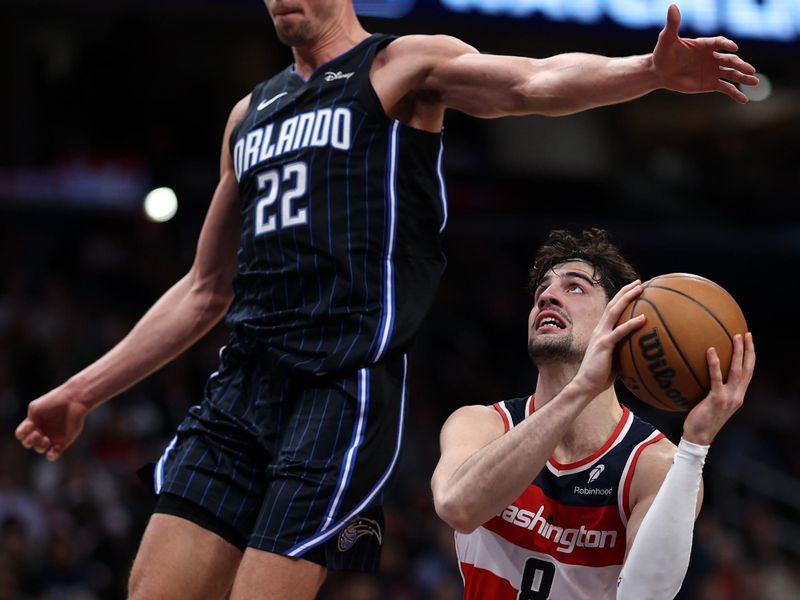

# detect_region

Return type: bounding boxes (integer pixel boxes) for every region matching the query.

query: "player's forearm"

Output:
[64,272,232,410]
[438,379,593,532]
[520,53,660,116]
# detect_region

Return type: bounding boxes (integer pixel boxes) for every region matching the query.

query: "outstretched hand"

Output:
[574,280,647,397]
[15,387,89,461]
[683,333,755,445]
[653,4,759,104]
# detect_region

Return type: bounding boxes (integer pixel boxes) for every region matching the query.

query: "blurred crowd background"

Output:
[3,1,800,598]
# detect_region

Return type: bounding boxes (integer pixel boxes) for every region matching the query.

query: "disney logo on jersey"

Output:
[501,504,618,554]
[587,464,605,484]
[233,107,353,181]
[337,517,382,552]
[324,71,354,82]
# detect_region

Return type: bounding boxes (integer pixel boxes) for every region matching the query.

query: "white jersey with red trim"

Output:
[456,396,665,600]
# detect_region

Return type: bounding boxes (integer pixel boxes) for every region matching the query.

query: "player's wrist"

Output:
[633,52,661,91]
[677,436,710,457]
[681,427,715,447]
[62,375,97,410]
[564,373,603,406]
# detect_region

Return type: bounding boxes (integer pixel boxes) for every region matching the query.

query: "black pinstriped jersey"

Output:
[226,34,447,374]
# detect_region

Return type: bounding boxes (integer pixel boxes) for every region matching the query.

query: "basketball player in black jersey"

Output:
[432,230,756,599]
[16,1,758,598]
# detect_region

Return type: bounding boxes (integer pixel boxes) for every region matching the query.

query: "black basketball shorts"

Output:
[144,345,408,572]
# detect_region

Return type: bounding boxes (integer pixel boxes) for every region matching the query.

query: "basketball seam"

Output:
[635,297,707,397]
[649,274,728,296]
[626,294,675,410]
[646,284,736,343]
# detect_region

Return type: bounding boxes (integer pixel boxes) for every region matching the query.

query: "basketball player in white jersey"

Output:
[432,229,755,599]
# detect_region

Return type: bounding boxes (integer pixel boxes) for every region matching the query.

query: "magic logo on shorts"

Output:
[337,517,382,552]
[501,504,618,554]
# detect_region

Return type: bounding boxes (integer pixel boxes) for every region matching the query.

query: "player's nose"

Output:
[537,286,563,309]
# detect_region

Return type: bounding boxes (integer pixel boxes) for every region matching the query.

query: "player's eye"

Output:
[567,283,584,294]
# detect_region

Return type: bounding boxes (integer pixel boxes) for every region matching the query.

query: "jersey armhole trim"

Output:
[492,402,512,433]
[620,431,667,522]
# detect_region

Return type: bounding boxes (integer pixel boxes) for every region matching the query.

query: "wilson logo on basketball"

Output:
[638,329,691,409]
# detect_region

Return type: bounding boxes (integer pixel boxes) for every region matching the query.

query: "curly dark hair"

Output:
[529,229,639,301]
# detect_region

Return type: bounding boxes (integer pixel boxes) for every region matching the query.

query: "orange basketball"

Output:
[615,274,747,411]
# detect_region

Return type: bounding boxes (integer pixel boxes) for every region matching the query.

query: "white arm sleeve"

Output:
[616,437,709,600]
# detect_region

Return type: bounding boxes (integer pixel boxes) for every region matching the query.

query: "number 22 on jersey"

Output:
[254,161,308,235]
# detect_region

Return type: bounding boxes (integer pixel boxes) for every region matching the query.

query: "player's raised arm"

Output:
[14,95,250,461]
[378,4,757,120]
[617,333,755,598]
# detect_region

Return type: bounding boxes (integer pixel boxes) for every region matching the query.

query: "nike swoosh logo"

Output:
[258,92,288,111]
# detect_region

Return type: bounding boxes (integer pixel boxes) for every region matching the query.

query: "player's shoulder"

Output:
[230,93,253,121]
[442,404,505,438]
[447,403,503,423]
[639,436,676,464]
[380,34,479,67]
[633,436,676,487]
[223,92,254,139]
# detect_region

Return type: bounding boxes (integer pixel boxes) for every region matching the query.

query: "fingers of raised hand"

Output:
[596,281,642,335]
[605,280,643,316]
[719,66,759,86]
[743,332,756,378]
[716,79,748,104]
[707,346,724,389]
[729,333,756,391]
[713,52,757,75]
[665,4,682,35]
[611,314,647,344]
[698,36,738,52]
[725,334,745,383]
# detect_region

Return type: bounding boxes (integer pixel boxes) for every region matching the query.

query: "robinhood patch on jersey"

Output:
[234,107,353,180]
[337,517,383,552]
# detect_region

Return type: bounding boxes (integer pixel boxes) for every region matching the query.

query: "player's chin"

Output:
[531,326,569,338]
[528,334,575,357]
[274,18,313,46]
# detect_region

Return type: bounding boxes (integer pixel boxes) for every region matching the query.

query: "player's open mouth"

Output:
[535,311,568,331]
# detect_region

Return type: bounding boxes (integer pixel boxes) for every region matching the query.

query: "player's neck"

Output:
[534,368,623,464]
[533,361,581,402]
[291,17,370,80]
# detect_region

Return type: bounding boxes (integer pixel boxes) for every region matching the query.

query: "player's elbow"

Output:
[207,286,234,317]
[514,73,583,117]
[433,490,481,534]
[187,270,234,320]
